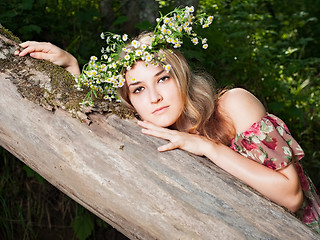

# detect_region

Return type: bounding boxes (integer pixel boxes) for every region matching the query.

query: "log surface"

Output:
[0,30,319,240]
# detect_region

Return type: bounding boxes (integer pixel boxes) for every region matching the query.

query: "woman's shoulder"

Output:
[219,88,267,134]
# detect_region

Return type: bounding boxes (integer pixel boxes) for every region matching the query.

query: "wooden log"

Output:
[0,28,319,239]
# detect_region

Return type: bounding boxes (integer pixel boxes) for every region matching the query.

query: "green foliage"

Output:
[71,206,95,240]
[0,0,103,65]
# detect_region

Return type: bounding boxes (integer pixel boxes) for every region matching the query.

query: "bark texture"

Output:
[0,27,319,239]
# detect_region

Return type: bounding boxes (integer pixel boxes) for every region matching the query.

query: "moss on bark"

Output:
[0,25,134,120]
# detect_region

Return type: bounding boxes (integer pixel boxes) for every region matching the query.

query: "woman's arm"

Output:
[138,88,303,212]
[15,41,80,76]
[203,138,303,213]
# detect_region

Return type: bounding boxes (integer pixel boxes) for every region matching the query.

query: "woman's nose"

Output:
[149,88,163,103]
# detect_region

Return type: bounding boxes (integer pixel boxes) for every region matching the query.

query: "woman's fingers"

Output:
[158,142,180,152]
[141,127,172,140]
[137,120,173,133]
[15,41,62,64]
[15,41,51,57]
[138,120,186,152]
[14,41,80,76]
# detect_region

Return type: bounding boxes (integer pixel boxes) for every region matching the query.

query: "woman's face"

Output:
[126,61,184,127]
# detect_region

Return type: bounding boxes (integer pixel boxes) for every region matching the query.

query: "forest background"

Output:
[0,0,319,239]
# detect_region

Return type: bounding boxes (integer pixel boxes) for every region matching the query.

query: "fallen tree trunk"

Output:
[0,27,319,239]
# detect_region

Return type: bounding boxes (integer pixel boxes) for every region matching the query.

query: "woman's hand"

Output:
[138,120,212,156]
[14,41,80,76]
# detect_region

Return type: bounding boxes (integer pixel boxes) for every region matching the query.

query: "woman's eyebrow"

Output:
[128,81,142,87]
[154,69,165,77]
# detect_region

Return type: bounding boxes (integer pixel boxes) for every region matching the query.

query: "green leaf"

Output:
[23,165,44,183]
[113,16,128,26]
[19,24,41,34]
[20,0,34,10]
[71,213,94,240]
[136,20,153,31]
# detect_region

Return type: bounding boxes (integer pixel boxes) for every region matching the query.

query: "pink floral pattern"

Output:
[230,114,320,234]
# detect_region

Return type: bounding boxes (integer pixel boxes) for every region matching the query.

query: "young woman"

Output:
[15,32,320,233]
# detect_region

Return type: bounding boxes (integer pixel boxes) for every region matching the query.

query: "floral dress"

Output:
[230,113,320,234]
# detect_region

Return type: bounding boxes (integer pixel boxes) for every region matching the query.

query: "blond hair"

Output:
[118,33,235,145]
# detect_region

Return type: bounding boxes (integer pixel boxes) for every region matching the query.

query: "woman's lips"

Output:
[152,106,169,114]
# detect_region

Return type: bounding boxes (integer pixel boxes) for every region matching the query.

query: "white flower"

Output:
[86,71,92,77]
[164,64,171,72]
[100,32,105,39]
[91,70,97,76]
[186,6,194,13]
[184,26,192,33]
[100,64,107,71]
[132,40,141,48]
[135,49,143,56]
[202,38,207,44]
[202,44,208,49]
[103,54,108,60]
[90,56,98,61]
[122,34,128,41]
[145,54,153,62]
[192,38,199,45]
[124,54,130,60]
[141,44,147,50]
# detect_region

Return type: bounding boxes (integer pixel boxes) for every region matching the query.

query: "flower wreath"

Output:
[75,6,213,105]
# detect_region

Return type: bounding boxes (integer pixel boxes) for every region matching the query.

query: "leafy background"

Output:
[0,0,319,239]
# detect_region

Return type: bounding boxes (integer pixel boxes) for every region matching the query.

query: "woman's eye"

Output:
[133,86,144,94]
[158,76,169,83]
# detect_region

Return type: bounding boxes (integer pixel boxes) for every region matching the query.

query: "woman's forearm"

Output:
[202,141,303,212]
